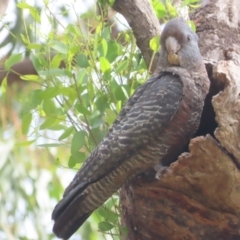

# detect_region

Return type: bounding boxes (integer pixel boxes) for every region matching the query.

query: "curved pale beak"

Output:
[165,36,181,66]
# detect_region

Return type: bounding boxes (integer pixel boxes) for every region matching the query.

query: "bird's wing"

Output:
[107,74,158,133]
[52,71,184,229]
[64,71,183,193]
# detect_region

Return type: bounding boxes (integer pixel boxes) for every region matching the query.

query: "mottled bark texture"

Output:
[192,0,240,63]
[117,0,240,239]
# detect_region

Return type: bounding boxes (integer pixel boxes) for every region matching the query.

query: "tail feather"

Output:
[52,182,91,239]
[52,152,135,238]
[59,211,92,240]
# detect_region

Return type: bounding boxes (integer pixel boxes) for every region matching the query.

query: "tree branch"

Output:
[0,58,37,85]
[0,56,67,85]
[112,0,161,72]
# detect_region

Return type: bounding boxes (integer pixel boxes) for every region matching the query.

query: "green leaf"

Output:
[39,68,72,77]
[75,104,91,115]
[69,46,80,55]
[58,126,74,141]
[87,80,94,99]
[98,221,114,232]
[21,34,29,44]
[72,152,86,163]
[108,0,115,7]
[77,69,88,85]
[20,74,41,83]
[166,0,177,16]
[66,24,81,37]
[40,117,57,130]
[31,54,46,71]
[59,87,77,102]
[17,3,41,23]
[114,86,126,101]
[71,131,86,154]
[1,77,7,94]
[184,0,199,4]
[4,54,22,70]
[48,124,65,131]
[102,26,111,39]
[38,87,59,99]
[105,109,116,125]
[51,54,63,68]
[68,155,76,168]
[109,78,118,91]
[27,43,41,49]
[16,140,35,147]
[189,3,201,8]
[97,207,119,223]
[149,35,160,52]
[98,38,108,57]
[42,99,57,114]
[50,40,68,54]
[22,113,32,134]
[89,115,103,129]
[27,89,42,110]
[96,22,104,34]
[106,41,119,62]
[115,61,128,73]
[95,95,108,113]
[37,143,63,147]
[151,0,166,18]
[100,57,111,72]
[76,54,89,68]
[91,127,107,144]
[81,92,90,108]
[105,197,118,209]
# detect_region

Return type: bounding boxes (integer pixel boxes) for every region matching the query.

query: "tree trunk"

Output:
[114,0,240,239]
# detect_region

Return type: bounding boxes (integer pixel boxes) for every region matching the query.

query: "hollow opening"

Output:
[194,64,226,138]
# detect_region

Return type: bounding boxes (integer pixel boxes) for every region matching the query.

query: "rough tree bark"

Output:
[112,0,240,239]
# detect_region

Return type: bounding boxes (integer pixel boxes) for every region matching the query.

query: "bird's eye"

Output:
[187,35,191,41]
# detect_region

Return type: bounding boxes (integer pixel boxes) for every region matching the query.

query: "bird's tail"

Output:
[52,182,93,239]
[52,151,149,239]
[52,172,124,239]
